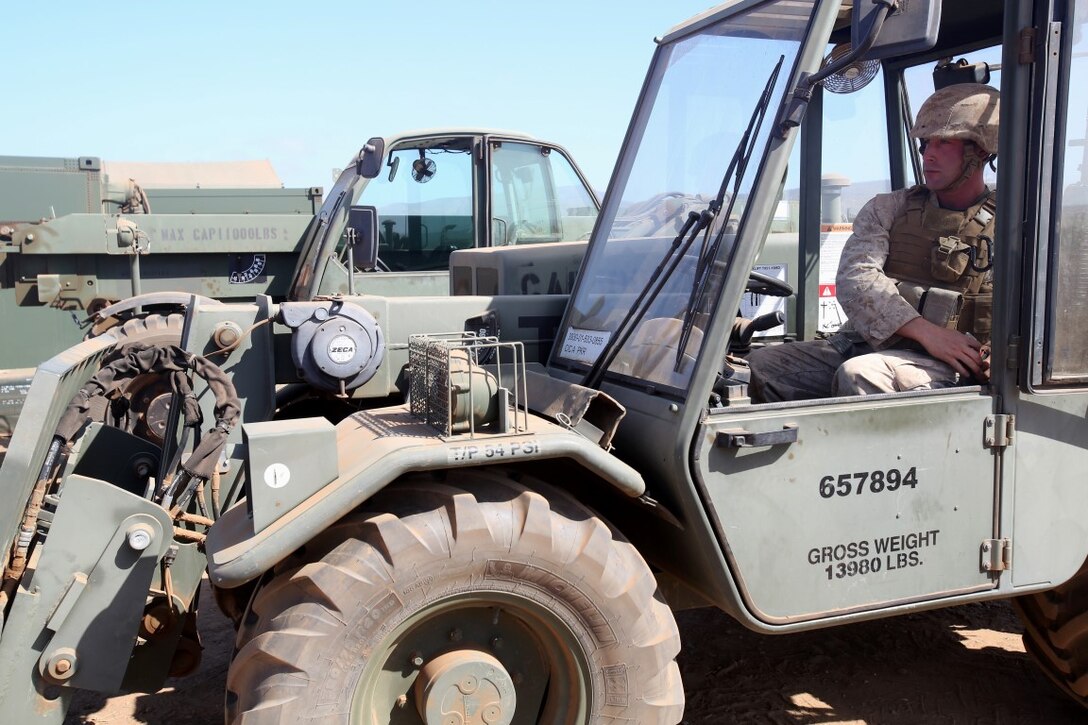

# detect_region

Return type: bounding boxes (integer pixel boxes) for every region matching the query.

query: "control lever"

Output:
[731,311,785,353]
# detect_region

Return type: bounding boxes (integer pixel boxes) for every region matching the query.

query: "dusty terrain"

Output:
[64,584,1084,724]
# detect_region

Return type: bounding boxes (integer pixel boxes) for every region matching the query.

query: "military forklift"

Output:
[3,1,1088,723]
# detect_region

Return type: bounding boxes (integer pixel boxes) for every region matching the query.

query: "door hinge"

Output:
[1019,27,1037,64]
[981,538,1012,572]
[984,414,1015,448]
[1006,335,1020,370]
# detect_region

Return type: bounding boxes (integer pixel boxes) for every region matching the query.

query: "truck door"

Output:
[693,51,1007,624]
[1003,0,1088,592]
[695,390,997,624]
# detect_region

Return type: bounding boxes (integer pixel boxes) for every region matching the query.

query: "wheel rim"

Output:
[351,591,591,725]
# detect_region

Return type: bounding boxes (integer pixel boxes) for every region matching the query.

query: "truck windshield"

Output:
[556,0,813,391]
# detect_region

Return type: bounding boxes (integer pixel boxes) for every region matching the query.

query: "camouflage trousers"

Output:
[746,339,959,402]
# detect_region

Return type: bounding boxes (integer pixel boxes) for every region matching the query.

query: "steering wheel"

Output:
[747,269,793,297]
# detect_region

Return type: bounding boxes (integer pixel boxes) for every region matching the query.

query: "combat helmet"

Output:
[910,83,1000,155]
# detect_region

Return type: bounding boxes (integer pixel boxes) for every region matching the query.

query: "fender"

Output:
[205,405,646,589]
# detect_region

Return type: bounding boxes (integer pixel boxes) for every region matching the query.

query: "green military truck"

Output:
[3,1,1087,723]
[0,132,600,448]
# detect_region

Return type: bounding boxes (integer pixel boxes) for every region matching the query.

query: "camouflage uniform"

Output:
[748,189,963,401]
[748,82,1000,402]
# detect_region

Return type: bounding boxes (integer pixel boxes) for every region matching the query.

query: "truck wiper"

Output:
[673,55,783,371]
[582,207,712,389]
[582,55,784,390]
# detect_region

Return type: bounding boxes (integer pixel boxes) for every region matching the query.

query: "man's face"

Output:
[921,137,967,191]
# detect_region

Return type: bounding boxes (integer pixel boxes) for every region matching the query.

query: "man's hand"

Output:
[897,317,985,380]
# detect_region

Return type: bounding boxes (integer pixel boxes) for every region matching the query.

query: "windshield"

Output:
[556,0,813,391]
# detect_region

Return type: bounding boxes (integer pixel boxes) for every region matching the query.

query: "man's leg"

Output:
[747,340,845,402]
[832,349,959,396]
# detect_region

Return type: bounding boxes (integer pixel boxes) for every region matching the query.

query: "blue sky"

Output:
[2,1,719,193]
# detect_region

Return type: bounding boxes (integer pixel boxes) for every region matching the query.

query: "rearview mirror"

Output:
[346,205,379,273]
[853,0,940,60]
[356,138,386,179]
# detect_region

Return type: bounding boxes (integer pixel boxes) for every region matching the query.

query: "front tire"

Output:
[1014,559,1088,707]
[225,471,684,724]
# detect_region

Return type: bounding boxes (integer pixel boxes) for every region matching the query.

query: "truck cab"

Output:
[290,129,598,299]
[546,0,1088,690]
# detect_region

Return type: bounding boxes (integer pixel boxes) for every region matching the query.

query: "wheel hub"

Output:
[414,649,516,725]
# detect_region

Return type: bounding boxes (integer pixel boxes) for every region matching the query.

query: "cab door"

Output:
[1003,0,1088,591]
[694,391,998,624]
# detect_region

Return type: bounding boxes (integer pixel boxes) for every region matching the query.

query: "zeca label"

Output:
[264,463,291,489]
[328,334,357,364]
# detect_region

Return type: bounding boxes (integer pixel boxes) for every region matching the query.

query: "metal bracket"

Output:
[981,538,1012,572]
[984,414,1014,449]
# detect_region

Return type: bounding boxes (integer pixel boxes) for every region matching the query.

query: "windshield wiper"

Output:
[582,55,783,390]
[673,55,784,371]
[582,207,713,389]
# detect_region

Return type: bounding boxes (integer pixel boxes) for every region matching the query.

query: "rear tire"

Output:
[225,470,684,724]
[1013,558,1088,706]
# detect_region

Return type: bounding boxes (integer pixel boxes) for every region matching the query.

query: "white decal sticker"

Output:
[560,328,611,364]
[328,334,357,364]
[264,463,291,489]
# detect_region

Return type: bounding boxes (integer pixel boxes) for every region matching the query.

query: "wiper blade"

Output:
[582,208,711,390]
[673,55,784,371]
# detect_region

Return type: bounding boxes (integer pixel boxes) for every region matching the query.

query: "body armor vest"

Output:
[883,185,996,344]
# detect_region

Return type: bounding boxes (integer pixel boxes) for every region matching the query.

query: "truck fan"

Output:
[822,42,879,94]
[411,151,436,183]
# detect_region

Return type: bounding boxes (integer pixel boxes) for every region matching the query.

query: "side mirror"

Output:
[853,0,940,61]
[356,138,386,179]
[346,205,380,274]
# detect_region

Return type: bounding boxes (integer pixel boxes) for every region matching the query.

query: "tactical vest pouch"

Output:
[960,292,993,344]
[930,235,972,283]
[921,287,964,329]
[897,282,927,311]
[897,281,964,329]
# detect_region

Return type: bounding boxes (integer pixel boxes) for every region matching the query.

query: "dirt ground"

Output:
[63,583,1084,725]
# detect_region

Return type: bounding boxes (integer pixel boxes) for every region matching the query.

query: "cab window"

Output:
[358,141,475,272]
[491,141,597,246]
[1041,2,1088,383]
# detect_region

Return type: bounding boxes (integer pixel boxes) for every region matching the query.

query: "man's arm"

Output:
[835,192,918,347]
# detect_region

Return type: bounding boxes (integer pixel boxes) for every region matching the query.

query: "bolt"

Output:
[512,672,524,685]
[396,694,408,708]
[449,628,463,642]
[410,653,424,667]
[490,637,503,650]
[126,523,155,551]
[45,649,77,681]
[26,233,34,243]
